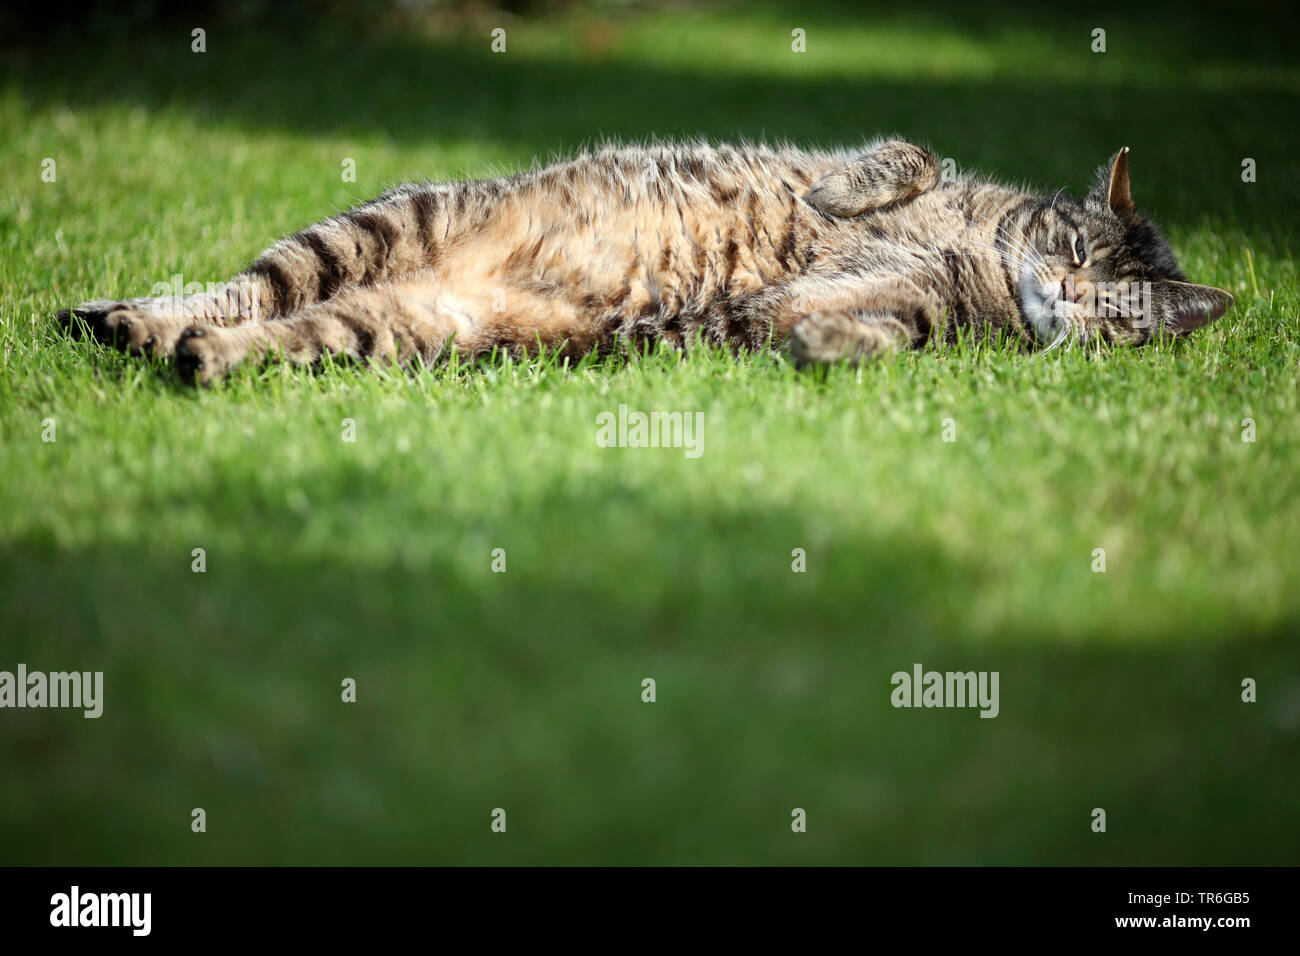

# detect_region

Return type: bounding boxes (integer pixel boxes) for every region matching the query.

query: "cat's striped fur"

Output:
[58,139,1232,385]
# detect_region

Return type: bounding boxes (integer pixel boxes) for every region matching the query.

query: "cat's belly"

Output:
[434,174,824,335]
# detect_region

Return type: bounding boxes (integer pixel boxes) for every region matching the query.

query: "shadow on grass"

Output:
[2,467,1297,864]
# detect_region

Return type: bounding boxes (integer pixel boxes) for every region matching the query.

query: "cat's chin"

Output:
[1017,269,1065,345]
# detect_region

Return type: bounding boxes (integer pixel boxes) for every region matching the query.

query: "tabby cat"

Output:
[58,139,1232,385]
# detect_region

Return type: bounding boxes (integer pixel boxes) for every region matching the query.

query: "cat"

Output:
[57,139,1233,386]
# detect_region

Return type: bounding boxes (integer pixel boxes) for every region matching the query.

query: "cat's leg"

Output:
[788,311,913,366]
[57,182,479,358]
[171,275,587,386]
[740,271,943,365]
[171,281,459,386]
[805,139,940,217]
[57,281,266,359]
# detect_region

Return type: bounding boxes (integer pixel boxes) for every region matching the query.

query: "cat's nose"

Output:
[1061,275,1093,303]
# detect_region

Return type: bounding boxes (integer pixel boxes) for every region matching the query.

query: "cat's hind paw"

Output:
[175,326,249,387]
[58,300,209,359]
[57,300,124,343]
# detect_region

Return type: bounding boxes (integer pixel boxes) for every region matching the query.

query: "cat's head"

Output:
[1015,148,1232,347]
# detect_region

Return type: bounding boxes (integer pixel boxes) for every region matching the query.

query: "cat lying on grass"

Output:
[58,139,1232,386]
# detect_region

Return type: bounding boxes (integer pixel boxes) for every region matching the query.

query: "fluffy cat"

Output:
[57,139,1232,385]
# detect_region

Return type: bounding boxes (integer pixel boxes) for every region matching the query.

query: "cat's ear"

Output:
[1094,146,1135,216]
[1107,147,1134,215]
[1150,280,1234,334]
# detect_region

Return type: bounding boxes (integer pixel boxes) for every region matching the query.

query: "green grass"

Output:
[2,1,1299,864]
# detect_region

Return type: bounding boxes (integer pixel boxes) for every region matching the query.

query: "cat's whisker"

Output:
[1042,321,1071,353]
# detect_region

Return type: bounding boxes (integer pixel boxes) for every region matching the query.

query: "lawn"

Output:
[1,0,1298,864]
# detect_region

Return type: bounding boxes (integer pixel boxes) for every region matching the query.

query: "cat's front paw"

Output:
[789,311,895,367]
[805,170,868,218]
[806,142,939,218]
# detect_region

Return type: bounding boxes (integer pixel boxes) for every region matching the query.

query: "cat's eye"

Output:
[1070,234,1087,265]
